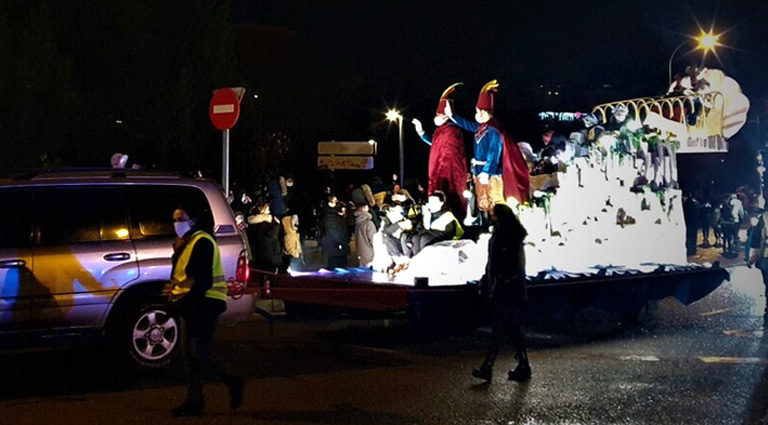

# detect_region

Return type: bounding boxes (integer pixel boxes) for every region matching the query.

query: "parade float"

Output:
[255,68,746,330]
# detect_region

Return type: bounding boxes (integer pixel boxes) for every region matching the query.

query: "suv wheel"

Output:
[124,301,181,369]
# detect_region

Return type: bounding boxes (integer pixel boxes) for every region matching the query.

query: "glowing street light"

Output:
[696,31,719,52]
[386,109,405,186]
[385,109,402,122]
[668,29,721,85]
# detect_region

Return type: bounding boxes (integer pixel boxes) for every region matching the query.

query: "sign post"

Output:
[209,87,244,196]
[222,129,229,196]
[317,141,376,170]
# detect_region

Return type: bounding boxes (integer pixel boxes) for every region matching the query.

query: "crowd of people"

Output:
[228,173,466,273]
[683,190,747,258]
[227,173,531,382]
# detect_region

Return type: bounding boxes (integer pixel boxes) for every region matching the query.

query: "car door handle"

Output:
[0,259,26,268]
[103,252,131,262]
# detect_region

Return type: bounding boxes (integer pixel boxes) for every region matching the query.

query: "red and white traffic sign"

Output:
[209,88,241,130]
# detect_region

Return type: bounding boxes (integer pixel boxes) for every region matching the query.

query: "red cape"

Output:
[488,120,530,204]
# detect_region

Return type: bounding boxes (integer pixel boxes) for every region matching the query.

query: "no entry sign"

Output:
[209,88,241,130]
[210,86,244,197]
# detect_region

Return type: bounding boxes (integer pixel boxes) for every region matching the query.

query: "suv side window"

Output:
[0,189,34,248]
[37,187,130,245]
[127,185,212,239]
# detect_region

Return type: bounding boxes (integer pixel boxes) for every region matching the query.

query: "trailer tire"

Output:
[283,301,304,320]
[573,307,624,336]
[407,298,438,340]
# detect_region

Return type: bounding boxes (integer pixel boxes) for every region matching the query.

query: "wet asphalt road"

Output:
[0,266,767,425]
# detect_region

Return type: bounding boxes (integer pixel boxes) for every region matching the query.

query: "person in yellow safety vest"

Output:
[165,206,244,417]
[411,190,464,256]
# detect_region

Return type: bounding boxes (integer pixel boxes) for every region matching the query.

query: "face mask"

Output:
[174,220,192,238]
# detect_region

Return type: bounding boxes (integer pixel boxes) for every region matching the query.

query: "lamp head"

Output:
[386,109,402,122]
[697,31,719,52]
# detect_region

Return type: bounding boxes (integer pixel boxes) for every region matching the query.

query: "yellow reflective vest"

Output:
[429,210,464,239]
[171,230,228,302]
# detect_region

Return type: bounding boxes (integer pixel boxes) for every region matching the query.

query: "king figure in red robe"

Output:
[412,82,468,221]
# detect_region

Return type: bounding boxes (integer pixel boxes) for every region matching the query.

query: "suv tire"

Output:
[122,300,181,369]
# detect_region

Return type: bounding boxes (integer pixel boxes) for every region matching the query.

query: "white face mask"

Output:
[174,220,193,238]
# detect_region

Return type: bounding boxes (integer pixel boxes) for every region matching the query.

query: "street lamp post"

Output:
[668,31,720,86]
[386,109,404,186]
[668,41,687,86]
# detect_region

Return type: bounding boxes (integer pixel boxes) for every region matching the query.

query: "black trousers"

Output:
[482,285,527,369]
[721,222,737,253]
[181,300,235,406]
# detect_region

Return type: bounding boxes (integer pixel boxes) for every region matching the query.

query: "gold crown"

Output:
[440,82,463,99]
[480,79,499,93]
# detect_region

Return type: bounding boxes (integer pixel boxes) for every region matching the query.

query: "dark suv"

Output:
[0,170,255,368]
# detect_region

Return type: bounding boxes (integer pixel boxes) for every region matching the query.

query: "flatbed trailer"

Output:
[253,264,729,331]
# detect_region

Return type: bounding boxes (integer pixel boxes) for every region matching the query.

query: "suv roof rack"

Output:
[0,168,181,180]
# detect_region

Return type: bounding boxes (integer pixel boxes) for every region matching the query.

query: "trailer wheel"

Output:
[629,300,660,328]
[283,301,305,320]
[573,307,624,336]
[407,298,438,340]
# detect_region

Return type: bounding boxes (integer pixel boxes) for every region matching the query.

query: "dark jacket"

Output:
[268,179,287,218]
[319,206,350,256]
[370,206,382,231]
[749,212,768,269]
[247,214,282,270]
[354,210,376,266]
[382,216,400,238]
[483,221,527,302]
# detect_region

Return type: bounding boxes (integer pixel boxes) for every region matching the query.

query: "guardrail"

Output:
[592,92,727,153]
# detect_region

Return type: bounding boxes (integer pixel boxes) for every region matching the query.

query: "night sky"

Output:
[231,0,768,195]
[1,1,765,196]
